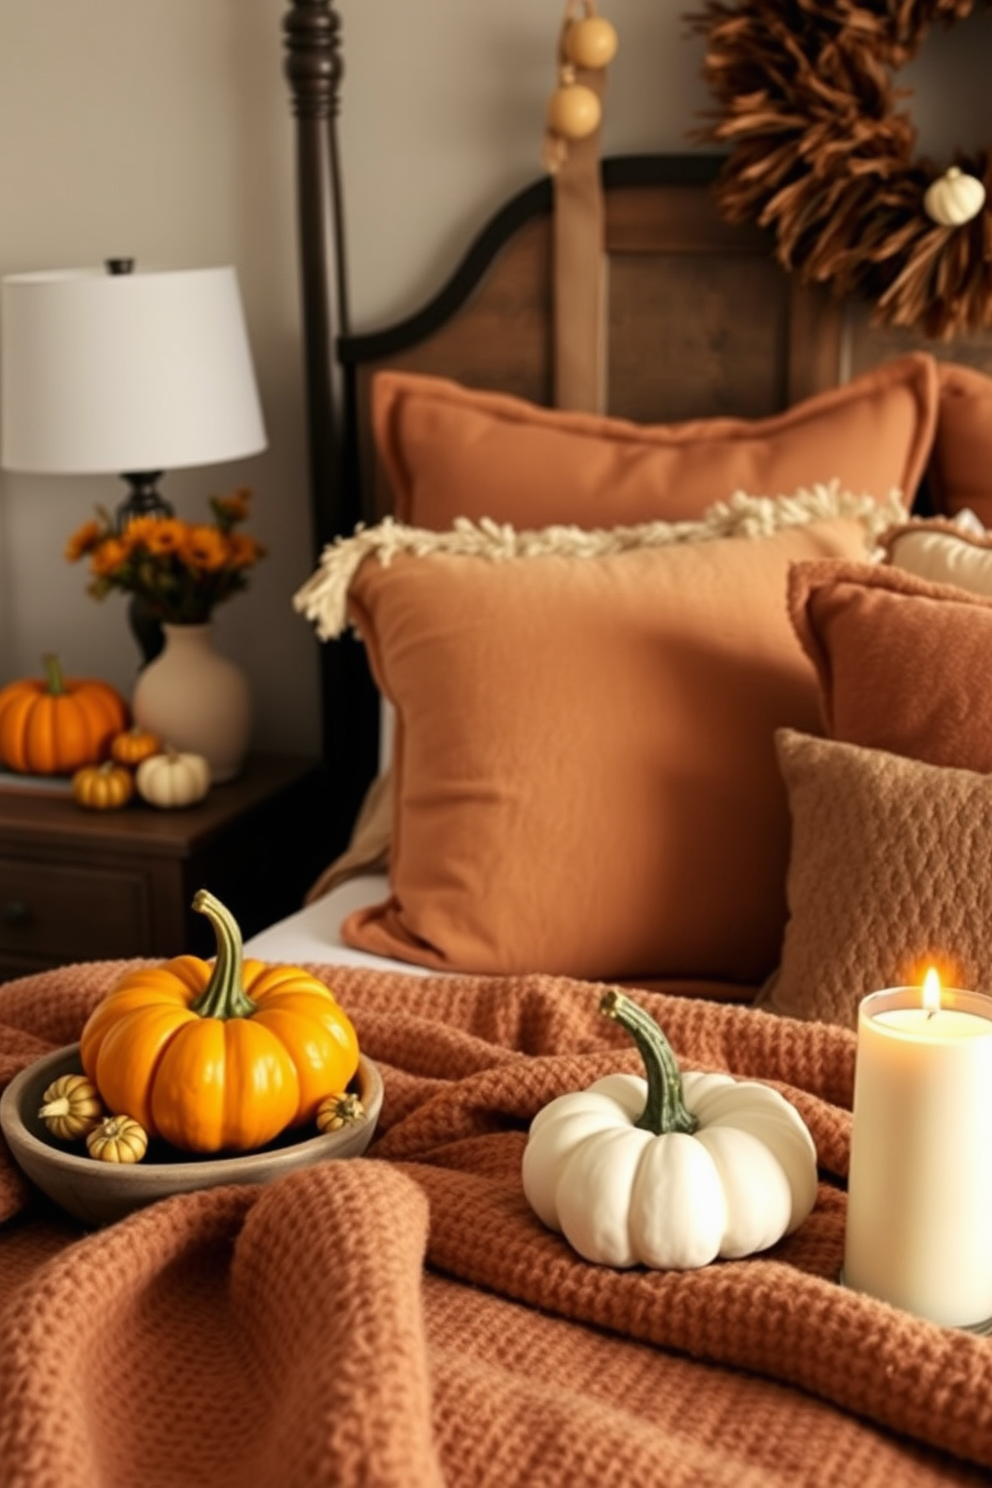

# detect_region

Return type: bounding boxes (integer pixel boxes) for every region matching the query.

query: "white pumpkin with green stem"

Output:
[522,990,818,1269]
[135,746,211,808]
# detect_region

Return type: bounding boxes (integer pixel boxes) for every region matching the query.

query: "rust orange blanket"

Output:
[2,961,991,1487]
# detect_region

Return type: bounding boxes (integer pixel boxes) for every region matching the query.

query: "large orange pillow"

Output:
[788,559,992,772]
[372,353,938,530]
[929,362,992,526]
[291,491,903,985]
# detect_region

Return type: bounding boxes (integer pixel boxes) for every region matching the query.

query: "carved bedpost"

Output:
[283,0,349,551]
[284,0,378,855]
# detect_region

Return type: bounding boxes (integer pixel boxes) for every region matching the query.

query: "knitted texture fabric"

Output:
[2,961,992,1487]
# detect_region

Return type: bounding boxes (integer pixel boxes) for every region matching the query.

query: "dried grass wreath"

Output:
[688,0,992,340]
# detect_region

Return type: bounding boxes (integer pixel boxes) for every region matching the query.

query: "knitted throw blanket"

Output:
[1,961,991,1487]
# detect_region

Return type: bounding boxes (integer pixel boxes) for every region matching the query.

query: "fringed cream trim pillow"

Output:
[294,482,906,640]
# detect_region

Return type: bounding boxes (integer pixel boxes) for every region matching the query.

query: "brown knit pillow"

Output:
[762,730,992,1028]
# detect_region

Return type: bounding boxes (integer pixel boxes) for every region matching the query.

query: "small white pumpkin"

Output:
[135,747,211,809]
[923,166,987,228]
[522,990,818,1270]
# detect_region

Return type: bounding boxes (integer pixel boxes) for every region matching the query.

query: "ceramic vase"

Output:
[132,622,251,783]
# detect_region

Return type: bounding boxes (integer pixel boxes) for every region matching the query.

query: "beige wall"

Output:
[0,0,984,756]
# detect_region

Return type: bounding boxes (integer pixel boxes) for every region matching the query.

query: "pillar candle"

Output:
[844,979,992,1329]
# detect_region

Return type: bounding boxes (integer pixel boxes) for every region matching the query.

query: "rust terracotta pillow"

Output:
[373,353,938,530]
[788,559,992,771]
[763,730,992,1028]
[929,362,992,526]
[293,489,902,985]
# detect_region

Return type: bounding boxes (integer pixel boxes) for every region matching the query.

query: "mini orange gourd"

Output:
[71,760,135,811]
[79,889,361,1153]
[315,1091,365,1134]
[110,725,162,767]
[0,655,129,775]
[87,1115,149,1164]
[38,1074,106,1141]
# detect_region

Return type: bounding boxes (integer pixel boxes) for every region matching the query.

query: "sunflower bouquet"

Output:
[66,489,267,625]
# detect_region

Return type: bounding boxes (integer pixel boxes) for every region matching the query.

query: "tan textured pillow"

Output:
[764,730,992,1028]
[788,559,992,771]
[294,489,903,985]
[373,353,938,530]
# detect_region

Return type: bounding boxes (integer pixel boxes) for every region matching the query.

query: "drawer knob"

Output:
[2,900,31,927]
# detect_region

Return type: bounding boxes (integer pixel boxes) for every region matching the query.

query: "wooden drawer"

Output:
[0,856,150,962]
[0,755,326,983]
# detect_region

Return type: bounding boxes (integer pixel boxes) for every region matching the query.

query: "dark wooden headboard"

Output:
[282,0,992,855]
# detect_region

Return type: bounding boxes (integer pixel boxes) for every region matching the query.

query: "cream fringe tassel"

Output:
[293,482,908,641]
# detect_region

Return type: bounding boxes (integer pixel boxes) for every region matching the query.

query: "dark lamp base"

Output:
[115,471,174,533]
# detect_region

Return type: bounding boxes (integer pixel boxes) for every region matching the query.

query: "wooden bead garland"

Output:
[542,1,618,172]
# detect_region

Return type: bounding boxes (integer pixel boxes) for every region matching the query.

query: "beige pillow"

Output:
[295,488,903,986]
[882,516,992,597]
[763,730,992,1028]
[305,769,392,903]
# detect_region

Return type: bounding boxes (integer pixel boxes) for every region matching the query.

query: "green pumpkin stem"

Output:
[599,990,698,1136]
[189,889,257,1020]
[42,654,67,696]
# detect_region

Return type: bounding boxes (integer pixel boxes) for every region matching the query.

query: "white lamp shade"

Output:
[0,265,267,474]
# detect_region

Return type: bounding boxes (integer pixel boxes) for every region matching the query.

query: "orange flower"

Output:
[212,487,251,523]
[227,532,266,569]
[180,524,229,572]
[141,518,186,556]
[66,488,265,623]
[121,516,165,551]
[89,537,131,577]
[65,519,105,563]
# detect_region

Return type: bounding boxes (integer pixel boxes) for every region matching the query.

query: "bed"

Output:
[6,2,992,1483]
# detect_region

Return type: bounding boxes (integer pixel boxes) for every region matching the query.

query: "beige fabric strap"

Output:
[553,84,606,412]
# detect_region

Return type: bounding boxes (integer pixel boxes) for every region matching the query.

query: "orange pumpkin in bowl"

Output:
[79,889,361,1153]
[0,655,129,775]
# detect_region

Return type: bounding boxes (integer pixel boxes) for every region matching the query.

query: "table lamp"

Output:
[0,259,267,661]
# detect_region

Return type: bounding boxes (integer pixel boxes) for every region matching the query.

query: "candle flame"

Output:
[922,967,942,1013]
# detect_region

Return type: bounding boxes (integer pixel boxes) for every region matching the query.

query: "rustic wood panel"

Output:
[605,182,771,256]
[605,252,790,422]
[845,298,992,379]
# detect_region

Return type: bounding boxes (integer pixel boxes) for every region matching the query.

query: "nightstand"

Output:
[0,753,330,982]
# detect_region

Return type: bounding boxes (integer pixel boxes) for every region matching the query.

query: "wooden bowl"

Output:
[0,1043,383,1228]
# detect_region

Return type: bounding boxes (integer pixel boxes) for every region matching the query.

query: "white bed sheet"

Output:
[243,873,429,975]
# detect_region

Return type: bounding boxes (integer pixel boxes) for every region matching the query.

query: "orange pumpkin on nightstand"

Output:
[0,655,129,775]
[109,725,162,767]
